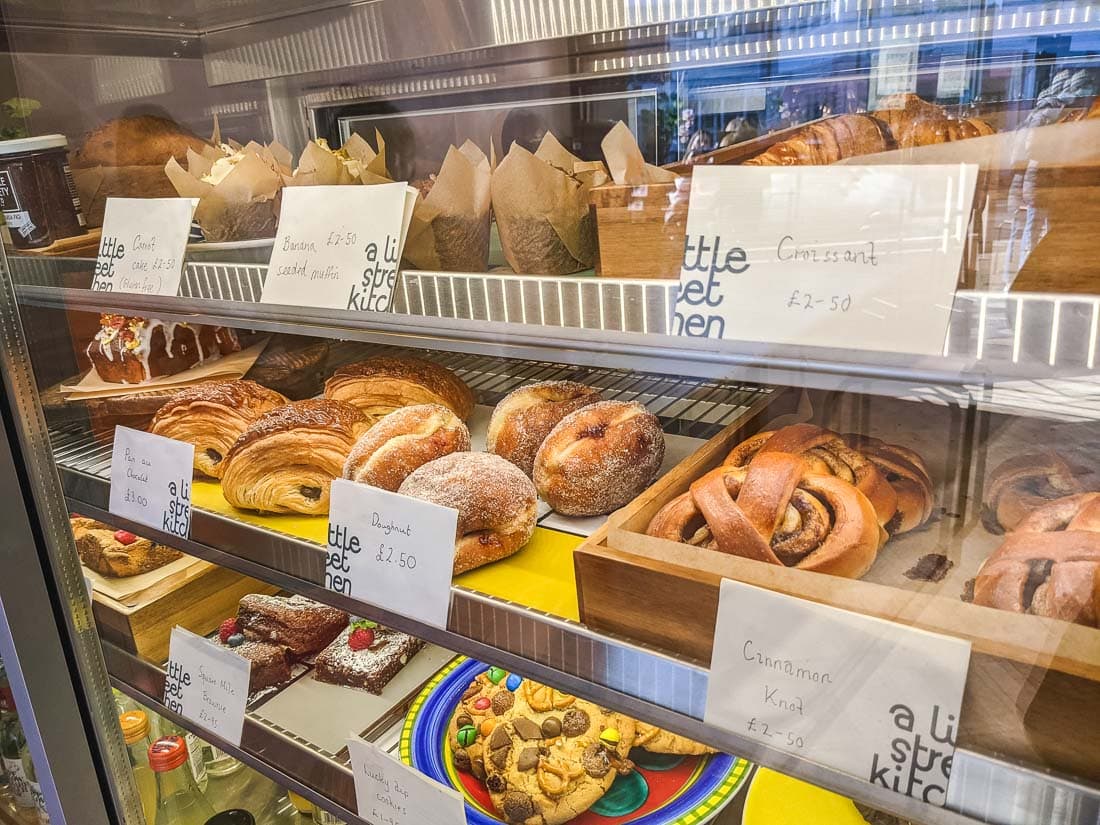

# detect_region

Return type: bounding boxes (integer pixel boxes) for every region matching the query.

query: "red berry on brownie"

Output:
[218,618,240,644]
[348,627,375,651]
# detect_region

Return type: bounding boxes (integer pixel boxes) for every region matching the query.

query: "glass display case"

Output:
[0,2,1096,824]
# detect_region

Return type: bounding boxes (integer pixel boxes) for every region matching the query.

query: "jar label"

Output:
[0,170,21,212]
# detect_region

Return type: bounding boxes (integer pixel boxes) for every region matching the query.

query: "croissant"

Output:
[974,493,1100,626]
[220,399,370,515]
[724,424,899,533]
[150,380,289,479]
[743,114,891,166]
[981,452,1083,534]
[324,355,474,423]
[647,452,882,579]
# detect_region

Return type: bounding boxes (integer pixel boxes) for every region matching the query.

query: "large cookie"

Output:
[483,680,636,825]
[633,721,715,756]
[448,668,519,780]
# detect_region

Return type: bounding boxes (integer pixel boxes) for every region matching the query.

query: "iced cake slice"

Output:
[314,621,424,694]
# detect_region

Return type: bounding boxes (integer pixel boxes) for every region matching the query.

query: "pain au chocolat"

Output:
[324,355,474,423]
[150,380,289,479]
[220,399,370,515]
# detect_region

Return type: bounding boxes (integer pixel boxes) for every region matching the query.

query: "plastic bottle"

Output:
[155,718,209,793]
[149,736,216,825]
[119,710,156,825]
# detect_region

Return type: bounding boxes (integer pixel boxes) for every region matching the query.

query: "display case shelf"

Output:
[12,255,1100,418]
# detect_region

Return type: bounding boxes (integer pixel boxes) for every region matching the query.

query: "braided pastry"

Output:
[843,434,934,533]
[974,493,1100,627]
[724,424,899,532]
[647,452,883,579]
[981,452,1083,534]
[150,379,289,479]
[220,399,370,515]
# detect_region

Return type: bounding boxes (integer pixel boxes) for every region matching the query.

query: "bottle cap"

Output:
[204,812,255,825]
[148,736,189,773]
[118,710,149,745]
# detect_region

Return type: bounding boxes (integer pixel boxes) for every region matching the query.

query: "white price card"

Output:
[673,164,979,355]
[261,184,419,312]
[705,580,971,805]
[91,197,197,295]
[108,426,194,539]
[165,626,250,746]
[347,738,466,825]
[325,478,457,629]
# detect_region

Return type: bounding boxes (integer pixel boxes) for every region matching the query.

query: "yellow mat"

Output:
[744,768,869,825]
[192,480,584,621]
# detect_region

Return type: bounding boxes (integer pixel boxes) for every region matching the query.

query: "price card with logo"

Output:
[325,478,457,629]
[673,164,979,355]
[165,627,250,746]
[108,426,193,539]
[705,580,971,805]
[261,184,419,312]
[347,738,465,825]
[91,197,197,295]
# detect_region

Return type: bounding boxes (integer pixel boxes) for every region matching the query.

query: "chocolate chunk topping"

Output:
[561,708,590,737]
[517,747,540,772]
[903,553,954,583]
[512,717,543,740]
[541,717,562,738]
[300,485,322,500]
[491,689,515,715]
[489,745,509,771]
[205,448,223,464]
[486,773,507,793]
[463,682,481,701]
[581,744,610,778]
[502,791,536,823]
[456,713,473,729]
[453,748,471,772]
[489,724,511,751]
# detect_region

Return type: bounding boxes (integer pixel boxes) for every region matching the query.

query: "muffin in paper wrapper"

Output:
[402,140,492,272]
[490,133,607,275]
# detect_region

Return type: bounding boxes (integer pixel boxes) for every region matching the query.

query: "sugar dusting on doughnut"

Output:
[486,380,603,477]
[534,399,666,516]
[398,452,537,573]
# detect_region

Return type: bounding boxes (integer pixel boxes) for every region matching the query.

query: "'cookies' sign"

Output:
[705,580,971,805]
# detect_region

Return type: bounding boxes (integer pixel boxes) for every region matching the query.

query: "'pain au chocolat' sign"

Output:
[672,164,978,356]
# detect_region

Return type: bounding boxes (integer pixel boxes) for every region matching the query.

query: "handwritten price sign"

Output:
[325,479,456,629]
[166,627,250,745]
[91,197,196,295]
[109,427,194,539]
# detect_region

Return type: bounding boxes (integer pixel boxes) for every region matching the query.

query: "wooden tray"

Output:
[575,389,1100,780]
[92,560,278,662]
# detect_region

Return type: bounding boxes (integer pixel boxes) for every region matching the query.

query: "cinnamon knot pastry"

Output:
[398,452,537,574]
[533,400,665,516]
[842,434,934,534]
[324,355,474,422]
[647,452,883,579]
[343,404,470,491]
[150,380,289,479]
[974,493,1100,626]
[981,452,1083,534]
[487,380,603,477]
[220,399,369,515]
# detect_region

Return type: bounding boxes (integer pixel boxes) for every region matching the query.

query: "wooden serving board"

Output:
[575,388,1100,781]
[6,226,102,257]
[92,561,278,662]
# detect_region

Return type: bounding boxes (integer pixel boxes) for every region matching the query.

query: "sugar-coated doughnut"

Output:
[486,380,602,476]
[533,400,665,516]
[343,404,471,491]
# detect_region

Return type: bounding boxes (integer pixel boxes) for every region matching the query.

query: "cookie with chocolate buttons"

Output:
[448,667,517,780]
[483,678,635,825]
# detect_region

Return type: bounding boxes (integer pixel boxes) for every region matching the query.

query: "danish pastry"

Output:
[533,400,665,516]
[648,452,883,579]
[343,404,470,491]
[150,380,289,479]
[974,493,1100,626]
[220,399,369,515]
[487,381,603,477]
[324,355,474,422]
[398,452,537,574]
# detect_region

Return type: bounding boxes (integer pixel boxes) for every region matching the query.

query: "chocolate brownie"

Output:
[313,623,424,694]
[237,594,347,656]
[216,637,291,693]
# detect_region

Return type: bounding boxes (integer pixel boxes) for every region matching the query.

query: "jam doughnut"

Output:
[487,381,603,477]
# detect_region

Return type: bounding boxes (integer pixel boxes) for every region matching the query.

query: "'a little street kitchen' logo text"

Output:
[92,234,125,291]
[347,233,400,312]
[869,703,957,804]
[673,234,748,338]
